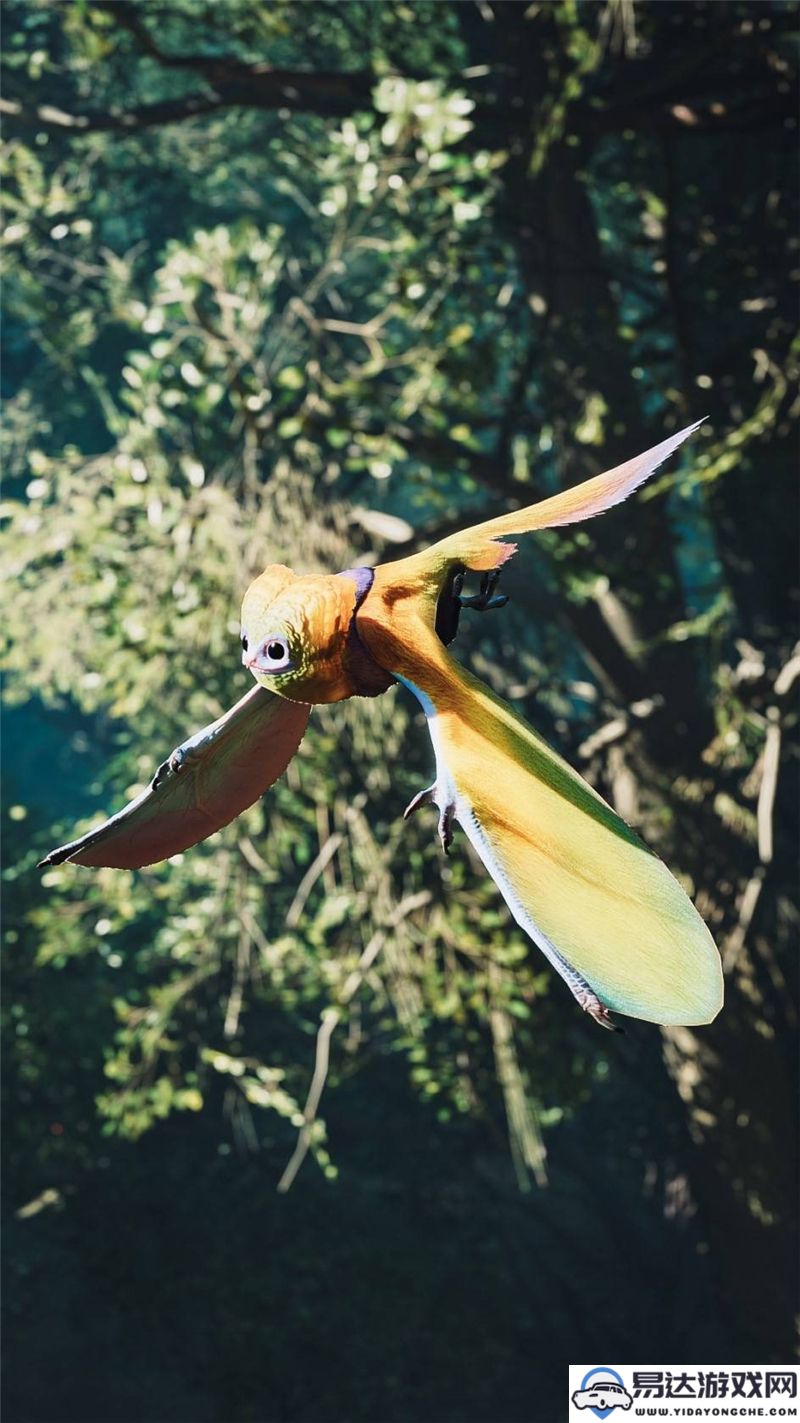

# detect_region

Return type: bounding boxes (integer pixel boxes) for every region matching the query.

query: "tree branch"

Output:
[0,93,224,133]
[0,64,375,135]
[582,88,796,137]
[276,889,432,1192]
[3,51,791,141]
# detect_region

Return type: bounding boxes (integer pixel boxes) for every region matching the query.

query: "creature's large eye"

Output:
[240,633,248,652]
[257,636,293,673]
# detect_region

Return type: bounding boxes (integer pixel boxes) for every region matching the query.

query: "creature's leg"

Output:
[553,953,623,1032]
[404,784,456,855]
[409,567,509,859]
[405,786,620,1030]
[457,568,509,614]
[435,567,509,646]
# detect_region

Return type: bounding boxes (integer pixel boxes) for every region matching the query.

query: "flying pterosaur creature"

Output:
[40,422,723,1030]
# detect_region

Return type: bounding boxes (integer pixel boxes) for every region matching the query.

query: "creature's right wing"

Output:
[407,658,722,1027]
[357,595,722,1028]
[39,687,310,869]
[381,422,705,598]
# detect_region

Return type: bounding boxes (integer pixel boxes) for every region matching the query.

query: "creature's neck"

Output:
[337,567,394,698]
[357,573,467,713]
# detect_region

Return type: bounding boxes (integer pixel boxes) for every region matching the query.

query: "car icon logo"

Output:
[572,1368,633,1418]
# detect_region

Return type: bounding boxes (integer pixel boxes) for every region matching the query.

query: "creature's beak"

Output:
[244,650,280,679]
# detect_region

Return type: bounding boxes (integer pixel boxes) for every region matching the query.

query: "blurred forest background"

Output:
[2,2,798,1421]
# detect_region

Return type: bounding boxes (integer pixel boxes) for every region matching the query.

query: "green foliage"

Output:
[1,4,609,1188]
[2,6,798,1410]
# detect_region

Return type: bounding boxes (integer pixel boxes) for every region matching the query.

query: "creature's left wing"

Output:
[38,687,310,869]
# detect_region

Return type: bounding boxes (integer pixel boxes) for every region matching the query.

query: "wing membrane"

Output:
[391,645,722,1027]
[39,687,310,870]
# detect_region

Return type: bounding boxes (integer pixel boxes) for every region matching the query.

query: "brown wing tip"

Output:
[37,845,76,869]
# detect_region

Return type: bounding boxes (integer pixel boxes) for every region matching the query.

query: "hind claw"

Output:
[437,802,455,855]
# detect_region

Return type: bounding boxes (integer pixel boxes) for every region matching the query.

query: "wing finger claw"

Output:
[403,785,436,820]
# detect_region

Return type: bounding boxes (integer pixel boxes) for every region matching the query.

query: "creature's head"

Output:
[240,564,391,703]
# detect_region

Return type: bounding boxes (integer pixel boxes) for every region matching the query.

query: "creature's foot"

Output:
[435,567,509,646]
[458,568,509,614]
[437,801,455,855]
[556,955,623,1032]
[574,983,623,1033]
[404,783,456,855]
